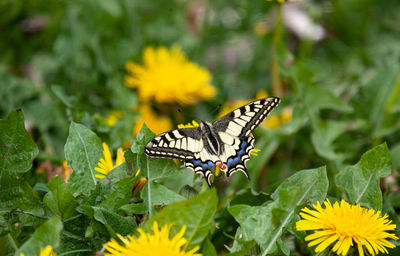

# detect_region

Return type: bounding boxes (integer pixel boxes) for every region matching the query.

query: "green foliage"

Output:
[336,143,392,210]
[1,0,400,255]
[15,217,63,256]
[43,176,77,220]
[0,109,39,212]
[229,167,328,255]
[144,189,218,250]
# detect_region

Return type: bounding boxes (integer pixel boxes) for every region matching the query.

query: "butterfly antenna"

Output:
[210,104,222,116]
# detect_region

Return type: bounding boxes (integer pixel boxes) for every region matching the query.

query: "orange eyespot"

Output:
[216,161,227,170]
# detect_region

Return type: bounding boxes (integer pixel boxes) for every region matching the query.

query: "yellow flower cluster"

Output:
[296,199,398,256]
[126,46,215,135]
[125,46,215,105]
[104,222,202,256]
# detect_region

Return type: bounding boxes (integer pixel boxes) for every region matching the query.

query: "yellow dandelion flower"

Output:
[177,120,199,129]
[125,45,216,105]
[106,110,124,126]
[104,222,202,256]
[95,142,126,179]
[133,104,172,136]
[296,199,398,256]
[20,245,57,256]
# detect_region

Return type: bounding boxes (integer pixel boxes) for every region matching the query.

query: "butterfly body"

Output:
[144,97,280,187]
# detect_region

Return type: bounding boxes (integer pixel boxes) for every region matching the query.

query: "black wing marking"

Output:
[144,127,202,161]
[212,97,280,137]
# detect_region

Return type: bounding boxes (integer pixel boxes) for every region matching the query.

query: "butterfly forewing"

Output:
[144,127,202,160]
[212,97,280,137]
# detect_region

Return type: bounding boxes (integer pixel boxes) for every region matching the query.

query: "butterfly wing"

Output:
[144,127,202,160]
[144,127,217,186]
[213,97,280,138]
[217,132,255,178]
[211,97,280,178]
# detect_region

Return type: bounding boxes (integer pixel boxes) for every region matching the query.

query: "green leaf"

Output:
[229,167,328,255]
[43,176,77,220]
[335,143,391,210]
[135,123,156,146]
[0,109,38,175]
[132,124,182,215]
[119,203,146,214]
[142,182,186,206]
[289,62,352,113]
[0,109,39,210]
[144,189,218,250]
[64,122,103,196]
[225,227,257,255]
[228,204,270,245]
[201,238,217,256]
[305,85,353,113]
[93,207,137,236]
[15,217,63,256]
[311,120,348,161]
[98,176,135,211]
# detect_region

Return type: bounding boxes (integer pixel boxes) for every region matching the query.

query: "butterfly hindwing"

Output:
[225,135,255,178]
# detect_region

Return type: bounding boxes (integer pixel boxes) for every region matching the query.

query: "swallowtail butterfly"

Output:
[144,97,280,187]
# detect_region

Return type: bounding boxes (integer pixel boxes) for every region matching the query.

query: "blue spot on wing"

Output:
[205,160,215,169]
[193,159,202,166]
[188,159,215,170]
[227,139,248,168]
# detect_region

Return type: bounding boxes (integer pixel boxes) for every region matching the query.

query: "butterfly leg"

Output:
[185,160,215,187]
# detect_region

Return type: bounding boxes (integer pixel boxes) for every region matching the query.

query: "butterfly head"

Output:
[199,121,213,134]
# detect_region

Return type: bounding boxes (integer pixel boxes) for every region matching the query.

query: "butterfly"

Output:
[144,97,280,187]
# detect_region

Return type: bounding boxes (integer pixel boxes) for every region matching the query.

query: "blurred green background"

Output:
[2,0,400,182]
[1,0,400,254]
